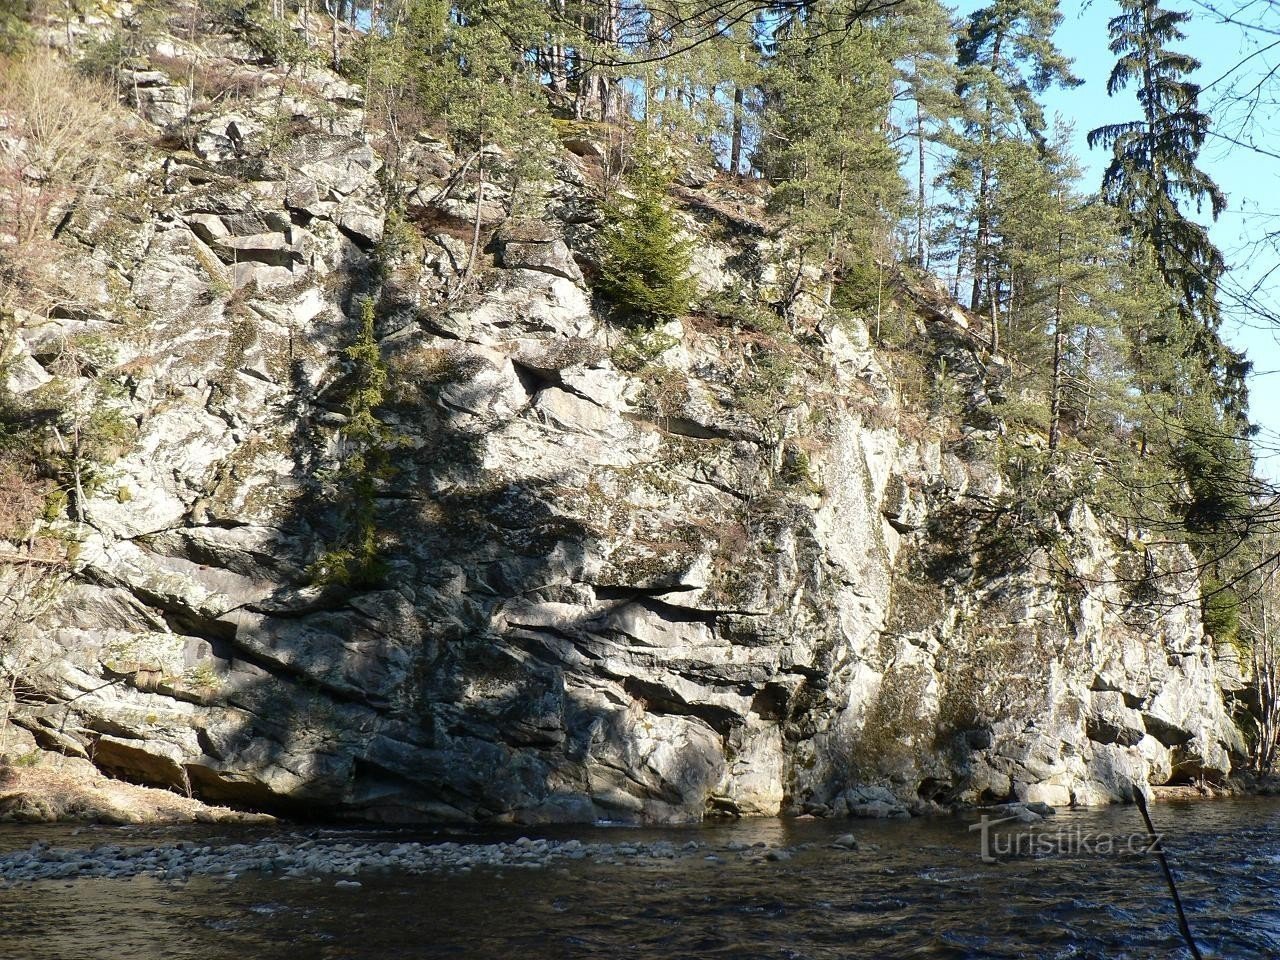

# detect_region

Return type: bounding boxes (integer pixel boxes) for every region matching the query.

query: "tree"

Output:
[1239,557,1280,772]
[311,297,395,588]
[757,3,907,320]
[349,0,555,294]
[950,0,1080,326]
[595,153,696,324]
[893,0,959,268]
[1086,0,1258,593]
[991,133,1129,452]
[1087,0,1226,331]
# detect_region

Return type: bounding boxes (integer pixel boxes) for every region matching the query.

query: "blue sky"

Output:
[952,1,1280,473]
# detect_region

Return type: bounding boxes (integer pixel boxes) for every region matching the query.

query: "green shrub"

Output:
[705,285,790,338]
[595,158,696,325]
[0,1,33,54]
[610,327,680,373]
[1202,575,1240,645]
[310,297,396,589]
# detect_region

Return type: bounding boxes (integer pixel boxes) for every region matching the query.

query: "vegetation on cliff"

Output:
[0,0,1279,802]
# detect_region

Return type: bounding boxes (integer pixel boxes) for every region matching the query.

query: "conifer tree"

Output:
[950,0,1080,329]
[311,297,394,588]
[894,0,960,269]
[595,154,696,324]
[1087,0,1226,330]
[1087,0,1255,558]
[757,5,906,317]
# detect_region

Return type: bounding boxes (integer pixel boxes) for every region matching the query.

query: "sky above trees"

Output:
[997,0,1280,474]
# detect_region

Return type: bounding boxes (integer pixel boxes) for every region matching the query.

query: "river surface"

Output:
[2,798,1280,959]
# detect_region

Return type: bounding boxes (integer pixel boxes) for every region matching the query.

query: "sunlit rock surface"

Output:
[0,25,1246,823]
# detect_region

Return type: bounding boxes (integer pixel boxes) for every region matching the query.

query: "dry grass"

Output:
[0,755,274,824]
[0,462,48,543]
[407,203,480,244]
[0,50,134,310]
[186,56,273,110]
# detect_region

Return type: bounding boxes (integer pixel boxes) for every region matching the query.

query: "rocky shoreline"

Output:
[11,785,1280,887]
[0,800,1062,886]
[0,833,871,887]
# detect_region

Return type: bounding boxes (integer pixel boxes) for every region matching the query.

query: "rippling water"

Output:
[3,799,1280,959]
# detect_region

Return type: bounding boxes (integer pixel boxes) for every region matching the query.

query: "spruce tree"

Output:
[757,6,906,317]
[895,0,960,269]
[595,155,696,325]
[311,297,394,588]
[1088,0,1260,632]
[1086,0,1226,330]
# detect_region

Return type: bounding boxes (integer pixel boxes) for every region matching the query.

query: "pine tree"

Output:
[894,0,960,269]
[950,0,1080,328]
[757,6,906,318]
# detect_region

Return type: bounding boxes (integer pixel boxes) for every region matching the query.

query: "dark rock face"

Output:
[0,24,1246,824]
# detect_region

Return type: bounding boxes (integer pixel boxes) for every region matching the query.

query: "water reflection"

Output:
[1,799,1278,959]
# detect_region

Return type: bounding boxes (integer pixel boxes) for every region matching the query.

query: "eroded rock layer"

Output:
[1,23,1245,823]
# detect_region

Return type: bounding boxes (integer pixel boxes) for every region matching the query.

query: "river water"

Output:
[2,798,1279,959]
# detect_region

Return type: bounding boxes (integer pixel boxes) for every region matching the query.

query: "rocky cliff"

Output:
[0,17,1247,823]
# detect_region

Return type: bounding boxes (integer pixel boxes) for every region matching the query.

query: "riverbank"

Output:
[0,800,1062,887]
[6,746,1280,833]
[0,756,272,825]
[1151,773,1280,803]
[0,833,829,886]
[0,800,1046,887]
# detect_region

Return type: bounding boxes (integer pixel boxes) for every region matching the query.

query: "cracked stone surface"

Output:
[0,22,1248,824]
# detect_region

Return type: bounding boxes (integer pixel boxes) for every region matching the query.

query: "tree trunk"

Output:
[327,0,341,71]
[452,115,487,298]
[1259,588,1278,772]
[987,263,998,354]
[729,84,745,175]
[970,30,1003,313]
[1049,282,1065,450]
[916,98,926,267]
[574,0,620,120]
[547,0,569,94]
[1048,195,1067,451]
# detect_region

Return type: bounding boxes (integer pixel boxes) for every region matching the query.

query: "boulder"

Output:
[500,238,583,283]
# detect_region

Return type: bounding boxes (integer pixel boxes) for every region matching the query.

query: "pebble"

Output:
[0,834,779,886]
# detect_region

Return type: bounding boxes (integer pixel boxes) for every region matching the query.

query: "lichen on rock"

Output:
[0,6,1248,826]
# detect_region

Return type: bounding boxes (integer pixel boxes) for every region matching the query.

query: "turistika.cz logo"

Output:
[968,815,1162,863]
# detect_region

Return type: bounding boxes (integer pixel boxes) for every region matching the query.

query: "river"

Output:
[2,798,1279,959]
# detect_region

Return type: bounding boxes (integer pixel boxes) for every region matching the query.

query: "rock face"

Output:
[0,25,1246,823]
